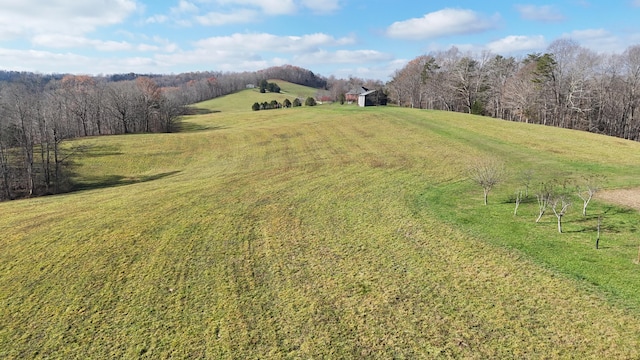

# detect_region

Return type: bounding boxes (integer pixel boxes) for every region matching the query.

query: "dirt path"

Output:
[598,188,640,211]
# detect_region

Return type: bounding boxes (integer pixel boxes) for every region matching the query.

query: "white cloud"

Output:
[157,0,343,28]
[561,29,622,52]
[0,47,90,72]
[215,0,297,15]
[386,8,500,40]
[172,0,199,14]
[145,1,198,26]
[301,0,341,13]
[211,0,343,15]
[487,35,546,53]
[0,0,138,40]
[193,32,355,53]
[333,59,404,81]
[196,9,259,26]
[0,47,166,75]
[294,49,393,65]
[29,32,179,54]
[31,34,133,51]
[152,32,376,75]
[145,14,168,24]
[515,4,565,22]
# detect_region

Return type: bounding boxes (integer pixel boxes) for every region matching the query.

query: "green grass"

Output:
[189,80,320,115]
[2,90,640,358]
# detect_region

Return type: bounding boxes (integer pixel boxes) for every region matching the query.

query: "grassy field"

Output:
[2,83,640,358]
[190,80,318,116]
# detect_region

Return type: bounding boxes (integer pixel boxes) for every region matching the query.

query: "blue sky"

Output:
[1,0,639,80]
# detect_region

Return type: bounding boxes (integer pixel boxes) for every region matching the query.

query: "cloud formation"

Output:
[193,33,355,53]
[385,8,500,40]
[487,35,546,53]
[0,0,137,40]
[195,9,259,26]
[515,4,565,22]
[294,49,393,65]
[561,28,621,52]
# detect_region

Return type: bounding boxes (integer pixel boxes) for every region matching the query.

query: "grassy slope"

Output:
[191,80,317,115]
[1,84,640,358]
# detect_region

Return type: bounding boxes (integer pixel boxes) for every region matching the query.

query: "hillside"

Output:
[2,88,640,358]
[192,80,319,114]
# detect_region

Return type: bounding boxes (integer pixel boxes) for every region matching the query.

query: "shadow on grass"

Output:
[178,123,226,132]
[72,170,182,192]
[602,205,637,216]
[79,144,124,158]
[64,144,184,192]
[183,107,220,115]
[500,196,537,205]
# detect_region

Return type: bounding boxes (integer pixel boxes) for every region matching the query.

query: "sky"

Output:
[1,0,640,81]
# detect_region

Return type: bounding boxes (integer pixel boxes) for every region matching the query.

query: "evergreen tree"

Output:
[259,79,268,93]
[267,83,281,93]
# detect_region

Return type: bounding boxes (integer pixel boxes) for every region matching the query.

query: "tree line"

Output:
[0,65,329,200]
[0,75,185,199]
[388,40,640,141]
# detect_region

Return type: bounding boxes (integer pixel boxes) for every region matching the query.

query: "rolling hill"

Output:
[1,84,640,358]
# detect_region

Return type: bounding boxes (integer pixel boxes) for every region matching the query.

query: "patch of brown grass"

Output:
[599,187,640,211]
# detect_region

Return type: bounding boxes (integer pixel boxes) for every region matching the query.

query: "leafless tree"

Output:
[576,175,603,216]
[467,158,505,205]
[551,194,571,233]
[514,189,523,216]
[502,59,539,122]
[388,56,436,108]
[486,54,518,119]
[535,182,552,223]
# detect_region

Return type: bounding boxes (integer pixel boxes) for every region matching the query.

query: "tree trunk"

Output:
[596,216,601,249]
[557,215,563,233]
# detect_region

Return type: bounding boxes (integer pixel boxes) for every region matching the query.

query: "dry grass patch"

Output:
[599,187,640,211]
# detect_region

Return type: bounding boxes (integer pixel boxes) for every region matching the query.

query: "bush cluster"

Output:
[252,99,294,111]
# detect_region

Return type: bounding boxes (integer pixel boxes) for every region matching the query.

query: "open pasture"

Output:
[1,85,640,358]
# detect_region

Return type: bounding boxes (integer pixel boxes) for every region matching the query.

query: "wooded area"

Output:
[0,66,327,200]
[387,40,640,140]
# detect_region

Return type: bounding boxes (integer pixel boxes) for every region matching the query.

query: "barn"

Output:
[358,89,378,107]
[346,86,369,103]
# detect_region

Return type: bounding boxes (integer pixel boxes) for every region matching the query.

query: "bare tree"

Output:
[514,189,523,216]
[105,81,137,134]
[502,59,539,122]
[388,56,435,108]
[467,158,505,205]
[486,54,518,119]
[535,182,552,223]
[551,194,571,233]
[0,95,12,200]
[576,175,603,216]
[7,83,37,197]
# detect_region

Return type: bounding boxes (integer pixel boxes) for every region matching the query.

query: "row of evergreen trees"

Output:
[251,97,318,111]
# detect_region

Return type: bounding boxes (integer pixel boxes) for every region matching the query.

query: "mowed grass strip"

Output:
[1,95,640,358]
